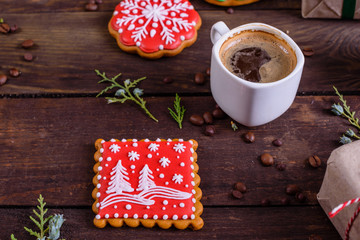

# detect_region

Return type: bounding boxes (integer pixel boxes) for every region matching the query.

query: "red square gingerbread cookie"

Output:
[92,138,203,230]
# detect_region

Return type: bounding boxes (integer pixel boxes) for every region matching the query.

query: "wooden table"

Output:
[1,0,359,239]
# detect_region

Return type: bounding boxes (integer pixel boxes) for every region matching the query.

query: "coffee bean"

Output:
[9,68,21,77]
[204,125,215,136]
[21,39,34,49]
[272,138,283,147]
[205,67,211,76]
[10,24,18,33]
[23,53,34,62]
[95,0,103,3]
[308,155,321,168]
[0,74,7,86]
[280,197,290,205]
[202,112,213,124]
[0,23,10,33]
[194,72,205,85]
[163,77,173,84]
[260,153,274,166]
[232,189,243,199]
[309,234,322,240]
[275,162,286,171]
[285,184,301,195]
[261,198,270,206]
[85,2,98,11]
[302,47,314,57]
[243,132,255,143]
[234,182,246,193]
[226,8,234,14]
[295,192,307,202]
[189,114,204,126]
[212,108,226,119]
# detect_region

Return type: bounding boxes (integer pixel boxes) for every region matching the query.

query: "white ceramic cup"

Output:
[210,21,305,127]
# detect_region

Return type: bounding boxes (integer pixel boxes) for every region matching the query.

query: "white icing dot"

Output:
[141,1,146,6]
[100,148,104,153]
[98,166,103,171]
[192,198,196,203]
[122,139,127,142]
[191,181,195,186]
[103,176,107,180]
[179,139,184,142]
[165,182,169,185]
[101,140,105,144]
[107,157,111,161]
[136,42,141,47]
[192,21,196,26]
[126,204,132,210]
[152,22,158,28]
[143,214,148,219]
[132,170,135,173]
[133,142,138,147]
[105,214,109,219]
[96,192,101,198]
[190,148,194,153]
[167,2,172,6]
[167,139,172,142]
[99,157,103,162]
[191,214,195,219]
[124,214,128,218]
[97,183,101,188]
[192,189,196,194]
[159,173,164,178]
[162,207,166,210]
[167,142,170,145]
[114,205,118,209]
[147,154,152,158]
[97,175,101,180]
[154,0,158,2]
[191,173,195,178]
[133,214,138,219]
[180,36,185,41]
[163,215,168,220]
[163,200,168,205]
[191,164,194,170]
[185,184,189,188]
[110,139,116,142]
[172,215,178,220]
[156,153,159,156]
[166,20,172,25]
[182,215,188,220]
[177,156,180,159]
[192,206,196,212]
[146,206,150,209]
[173,205,176,208]
[189,5,194,9]
[189,140,193,145]
[133,9,138,14]
[96,203,100,208]
[138,19,144,24]
[131,165,136,169]
[114,213,119,218]
[113,11,118,15]
[180,162,185,167]
[156,168,160,171]
[144,139,150,142]
[96,214,101,219]
[190,157,194,162]
[153,215,158,220]
[156,138,161,142]
[132,139,138,142]
[105,164,108,167]
[170,12,176,17]
[126,145,128,147]
[179,203,185,208]
[159,45,164,50]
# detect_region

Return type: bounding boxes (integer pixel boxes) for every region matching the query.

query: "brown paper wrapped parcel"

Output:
[302,0,360,19]
[318,140,360,239]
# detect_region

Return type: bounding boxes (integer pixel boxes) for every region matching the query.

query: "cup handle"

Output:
[210,21,230,44]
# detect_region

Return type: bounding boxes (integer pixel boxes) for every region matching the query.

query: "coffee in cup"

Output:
[219,30,297,83]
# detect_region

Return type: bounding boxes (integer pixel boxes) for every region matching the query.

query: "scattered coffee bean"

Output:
[204,125,215,136]
[280,197,290,205]
[189,114,204,126]
[243,132,255,143]
[285,184,301,195]
[308,155,321,168]
[21,39,34,49]
[272,138,283,147]
[23,53,34,62]
[302,47,314,57]
[9,68,21,77]
[212,108,226,119]
[260,153,274,166]
[234,182,247,193]
[194,72,205,85]
[163,77,173,84]
[232,189,243,199]
[0,23,10,33]
[226,7,234,14]
[295,192,307,202]
[10,24,18,33]
[261,198,271,206]
[85,2,98,11]
[202,112,213,124]
[205,67,211,76]
[275,162,286,171]
[309,234,322,240]
[0,74,7,86]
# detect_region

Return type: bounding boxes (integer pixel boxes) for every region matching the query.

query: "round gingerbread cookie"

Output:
[204,0,259,7]
[108,0,202,59]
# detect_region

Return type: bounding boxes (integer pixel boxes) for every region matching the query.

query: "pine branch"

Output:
[168,93,186,129]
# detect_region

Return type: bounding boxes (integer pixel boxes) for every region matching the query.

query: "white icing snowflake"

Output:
[173,143,186,153]
[148,143,160,152]
[116,0,195,45]
[109,144,121,153]
[128,151,140,161]
[159,157,170,167]
[172,173,183,184]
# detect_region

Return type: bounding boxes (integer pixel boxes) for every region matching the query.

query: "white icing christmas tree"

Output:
[106,160,134,194]
[137,164,156,191]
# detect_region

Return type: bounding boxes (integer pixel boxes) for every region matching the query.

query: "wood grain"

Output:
[1,10,359,95]
[1,206,339,239]
[0,95,352,206]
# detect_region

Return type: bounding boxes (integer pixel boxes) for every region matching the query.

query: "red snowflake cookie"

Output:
[108,0,202,58]
[92,138,204,230]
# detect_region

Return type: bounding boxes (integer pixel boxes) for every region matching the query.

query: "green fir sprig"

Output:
[0,18,4,23]
[95,70,158,122]
[331,86,360,144]
[168,93,186,129]
[231,121,238,131]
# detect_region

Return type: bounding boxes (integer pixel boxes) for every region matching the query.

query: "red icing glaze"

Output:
[96,139,196,220]
[110,0,201,53]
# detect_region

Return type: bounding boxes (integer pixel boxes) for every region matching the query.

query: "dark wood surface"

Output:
[1,0,358,239]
